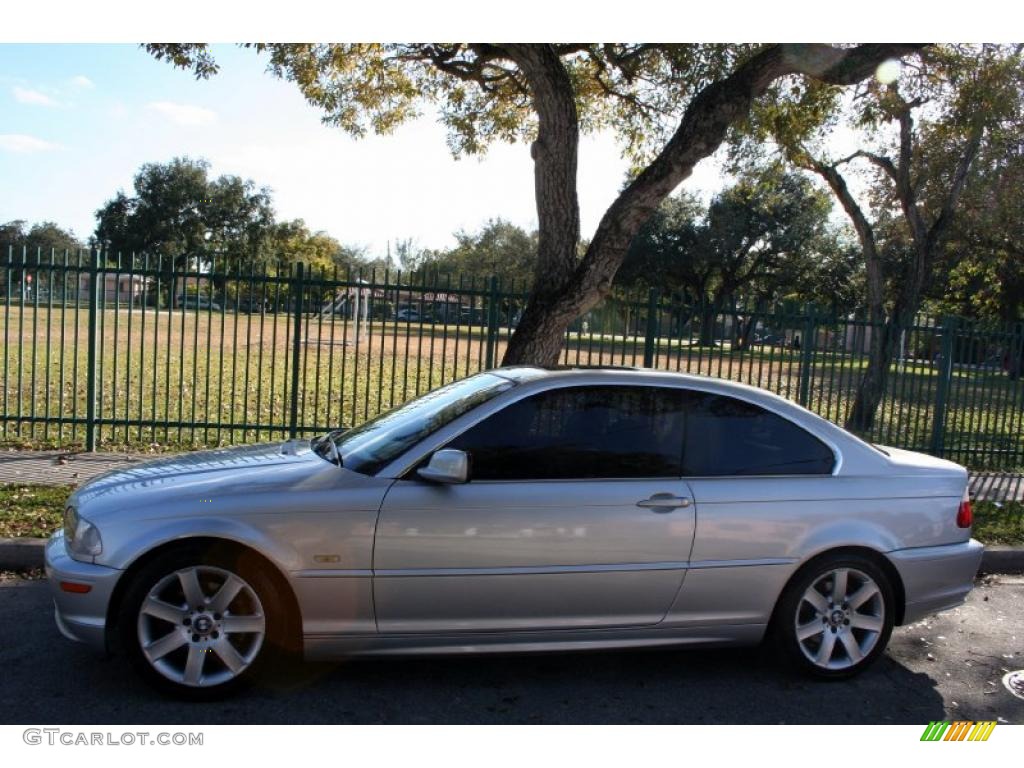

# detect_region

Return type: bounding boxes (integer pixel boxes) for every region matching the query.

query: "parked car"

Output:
[752,333,786,347]
[235,297,269,314]
[396,307,422,322]
[46,367,982,698]
[176,295,221,311]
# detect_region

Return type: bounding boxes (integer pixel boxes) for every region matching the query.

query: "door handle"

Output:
[636,494,692,511]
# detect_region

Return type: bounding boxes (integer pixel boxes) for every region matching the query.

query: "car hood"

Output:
[70,439,331,517]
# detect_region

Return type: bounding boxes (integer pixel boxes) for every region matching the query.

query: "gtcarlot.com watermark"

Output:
[23,729,203,747]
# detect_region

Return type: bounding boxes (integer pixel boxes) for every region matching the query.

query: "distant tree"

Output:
[94,157,277,268]
[410,218,538,287]
[0,220,84,294]
[744,44,1024,430]
[938,124,1024,324]
[1,219,83,253]
[619,167,833,344]
[148,43,923,366]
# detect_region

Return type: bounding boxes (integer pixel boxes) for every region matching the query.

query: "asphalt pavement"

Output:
[1,574,1022,724]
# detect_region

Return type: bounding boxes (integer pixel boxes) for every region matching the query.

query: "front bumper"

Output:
[44,532,122,652]
[890,538,985,625]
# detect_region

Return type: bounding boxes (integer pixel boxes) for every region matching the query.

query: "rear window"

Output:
[681,391,835,476]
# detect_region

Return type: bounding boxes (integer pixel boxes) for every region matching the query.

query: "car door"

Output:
[373,384,697,633]
[665,389,839,627]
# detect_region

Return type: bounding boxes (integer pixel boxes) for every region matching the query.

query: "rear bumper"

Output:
[890,539,984,625]
[44,532,122,652]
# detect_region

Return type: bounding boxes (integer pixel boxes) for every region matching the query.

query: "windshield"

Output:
[327,372,515,475]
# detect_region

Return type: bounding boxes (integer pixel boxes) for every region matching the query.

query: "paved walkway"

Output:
[2,448,1023,502]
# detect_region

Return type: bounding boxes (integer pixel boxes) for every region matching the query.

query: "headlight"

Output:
[63,506,102,558]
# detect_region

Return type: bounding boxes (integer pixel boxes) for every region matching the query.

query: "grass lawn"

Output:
[0,484,68,538]
[2,305,1024,471]
[2,483,1022,547]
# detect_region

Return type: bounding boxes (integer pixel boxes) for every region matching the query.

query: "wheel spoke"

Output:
[797,621,825,641]
[142,597,187,625]
[208,575,245,614]
[839,631,863,663]
[802,588,829,614]
[213,638,247,674]
[144,629,187,661]
[221,614,265,634]
[815,630,837,665]
[831,569,848,604]
[178,568,206,609]
[183,644,205,686]
[847,583,879,610]
[850,613,883,632]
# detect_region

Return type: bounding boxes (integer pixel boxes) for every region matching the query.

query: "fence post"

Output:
[643,287,659,368]
[84,249,101,451]
[484,276,500,370]
[930,315,958,456]
[288,262,305,439]
[797,309,816,407]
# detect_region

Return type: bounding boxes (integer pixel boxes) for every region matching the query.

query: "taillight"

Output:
[957,490,972,529]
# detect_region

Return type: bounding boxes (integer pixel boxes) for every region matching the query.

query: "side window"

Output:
[447,386,686,481]
[682,392,834,476]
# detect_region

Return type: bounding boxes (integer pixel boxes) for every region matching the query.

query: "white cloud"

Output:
[147,101,217,126]
[0,134,62,153]
[13,86,59,107]
[70,75,95,89]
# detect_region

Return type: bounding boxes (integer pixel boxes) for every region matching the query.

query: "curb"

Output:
[0,537,47,570]
[978,545,1024,575]
[2,537,1024,574]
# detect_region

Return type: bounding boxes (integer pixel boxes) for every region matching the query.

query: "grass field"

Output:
[2,304,1024,469]
[3,483,1021,545]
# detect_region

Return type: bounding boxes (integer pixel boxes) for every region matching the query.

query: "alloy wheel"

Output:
[793,567,885,671]
[137,565,266,688]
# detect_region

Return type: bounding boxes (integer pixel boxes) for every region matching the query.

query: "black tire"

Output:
[772,552,895,680]
[118,542,288,700]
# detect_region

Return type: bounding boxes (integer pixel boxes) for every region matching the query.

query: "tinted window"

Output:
[681,392,834,476]
[448,386,686,481]
[332,372,514,475]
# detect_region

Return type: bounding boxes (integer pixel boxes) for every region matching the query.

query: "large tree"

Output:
[148,43,924,365]
[742,44,1023,430]
[94,156,277,267]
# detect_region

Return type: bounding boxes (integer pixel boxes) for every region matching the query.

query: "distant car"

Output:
[46,367,982,698]
[396,308,422,322]
[177,296,221,311]
[752,333,786,347]
[235,297,269,314]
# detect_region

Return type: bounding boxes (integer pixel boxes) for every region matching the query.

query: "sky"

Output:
[0,43,729,257]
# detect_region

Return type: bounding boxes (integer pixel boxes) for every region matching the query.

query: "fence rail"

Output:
[3,247,1024,471]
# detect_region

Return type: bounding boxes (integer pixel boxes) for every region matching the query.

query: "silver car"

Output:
[46,367,984,698]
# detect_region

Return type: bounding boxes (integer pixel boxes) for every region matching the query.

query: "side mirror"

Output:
[417,449,469,484]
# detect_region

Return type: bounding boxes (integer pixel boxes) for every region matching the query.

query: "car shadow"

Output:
[0,581,951,725]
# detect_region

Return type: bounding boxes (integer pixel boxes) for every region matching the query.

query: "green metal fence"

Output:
[3,246,1024,471]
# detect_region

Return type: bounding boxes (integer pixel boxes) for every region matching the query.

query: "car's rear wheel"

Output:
[119,545,281,699]
[773,553,894,679]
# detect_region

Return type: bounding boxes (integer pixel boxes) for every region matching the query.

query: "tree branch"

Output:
[572,43,925,308]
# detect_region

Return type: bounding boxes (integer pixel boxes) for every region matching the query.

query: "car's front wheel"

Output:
[773,553,895,679]
[119,545,280,699]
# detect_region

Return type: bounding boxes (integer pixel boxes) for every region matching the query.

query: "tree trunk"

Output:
[736,312,761,351]
[697,300,720,346]
[846,318,899,432]
[500,43,925,367]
